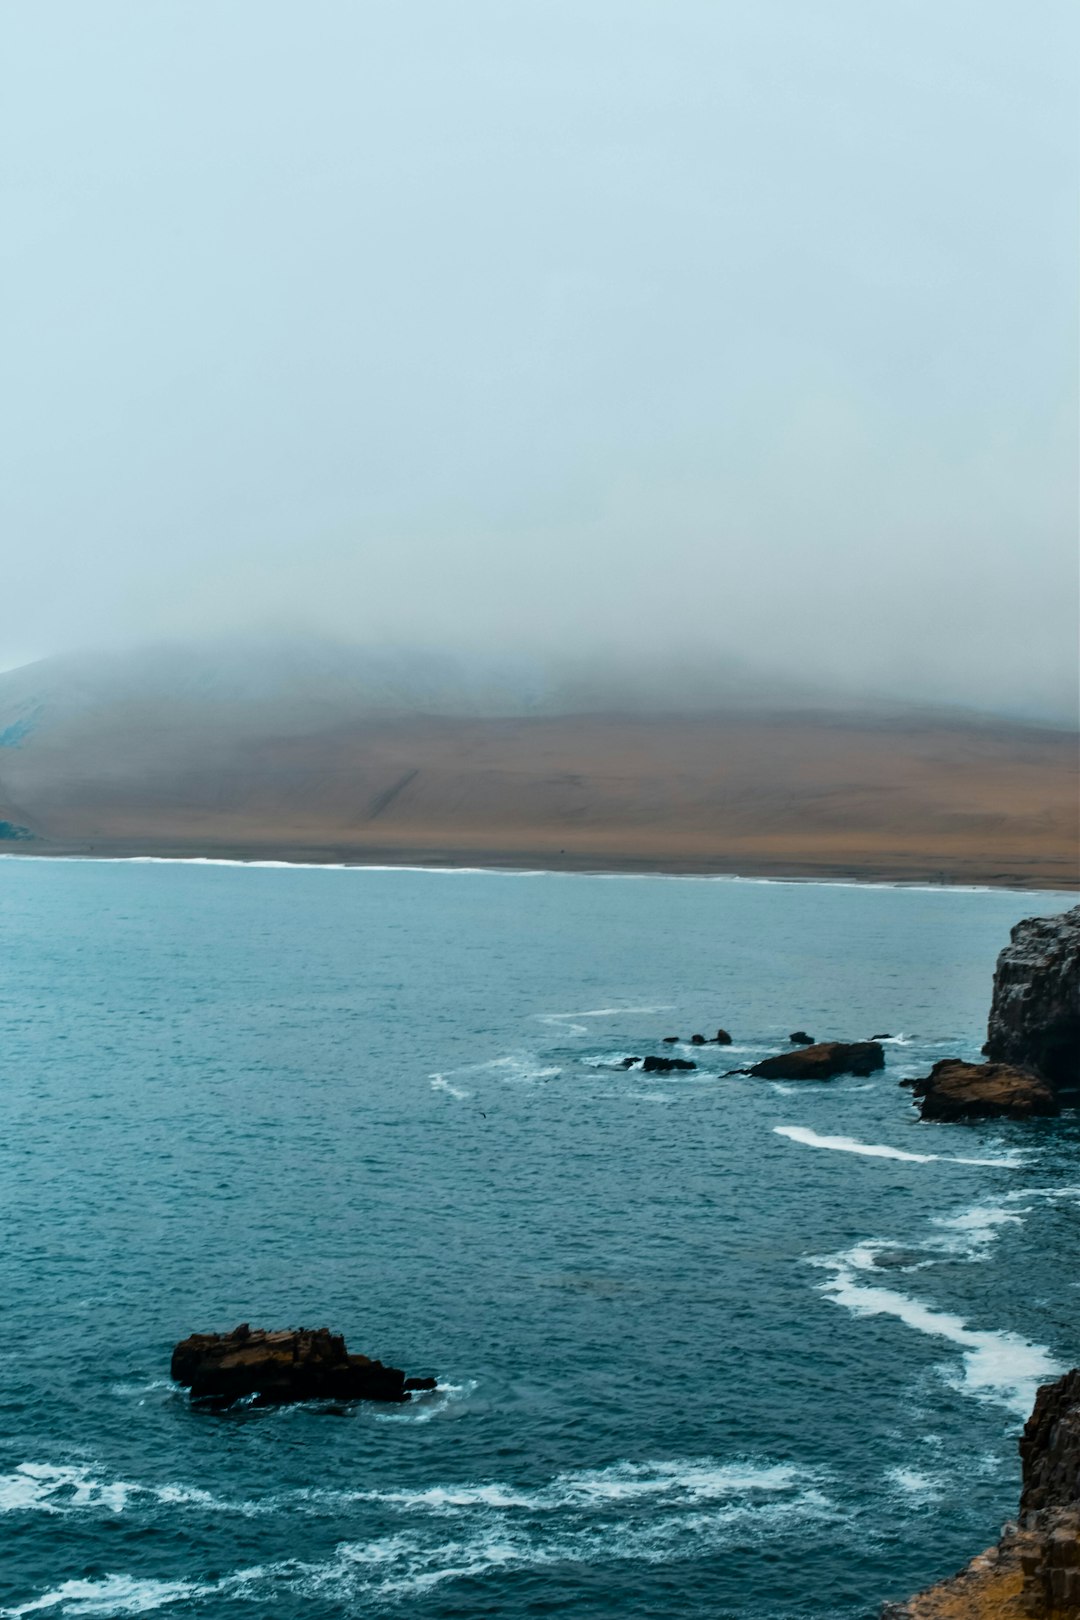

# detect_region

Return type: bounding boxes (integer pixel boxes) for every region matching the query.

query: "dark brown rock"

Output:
[748,1041,885,1080]
[170,1325,435,1408]
[641,1054,696,1073]
[662,1036,680,1044]
[713,1029,733,1045]
[985,905,1080,1091]
[907,1059,1059,1122]
[884,1368,1080,1617]
[789,1031,814,1045]
[690,1033,707,1045]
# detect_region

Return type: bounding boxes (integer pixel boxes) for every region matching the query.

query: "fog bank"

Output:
[2,1,1076,721]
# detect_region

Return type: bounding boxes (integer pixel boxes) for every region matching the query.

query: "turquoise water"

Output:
[0,859,1077,1619]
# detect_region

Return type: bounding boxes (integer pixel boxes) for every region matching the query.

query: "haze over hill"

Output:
[0,638,1075,890]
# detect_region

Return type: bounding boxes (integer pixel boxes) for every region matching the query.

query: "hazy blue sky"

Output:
[2,1,1077,717]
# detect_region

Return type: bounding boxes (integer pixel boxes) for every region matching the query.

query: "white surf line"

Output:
[774,1125,1025,1169]
[813,1243,1060,1417]
[534,1006,674,1037]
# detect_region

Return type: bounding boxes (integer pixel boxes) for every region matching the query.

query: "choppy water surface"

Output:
[0,861,1076,1620]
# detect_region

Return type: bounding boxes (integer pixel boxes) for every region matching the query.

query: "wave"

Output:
[0,1463,251,1519]
[812,1242,1060,1416]
[774,1125,1025,1168]
[1,1457,834,1614]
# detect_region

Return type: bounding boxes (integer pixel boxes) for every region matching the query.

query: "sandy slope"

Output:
[1,707,1076,888]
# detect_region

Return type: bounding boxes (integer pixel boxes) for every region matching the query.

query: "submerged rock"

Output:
[906,1059,1059,1122]
[883,1367,1080,1617]
[747,1041,885,1080]
[985,904,1080,1091]
[170,1325,436,1408]
[641,1054,696,1073]
[788,1031,814,1046]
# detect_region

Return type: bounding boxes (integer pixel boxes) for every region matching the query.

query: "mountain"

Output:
[0,639,1076,888]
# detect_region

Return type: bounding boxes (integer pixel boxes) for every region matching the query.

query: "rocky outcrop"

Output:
[883,1368,1080,1618]
[744,1040,885,1080]
[905,1059,1059,1122]
[714,1029,733,1045]
[985,906,1080,1092]
[641,1054,696,1073]
[170,1324,436,1408]
[789,1031,814,1045]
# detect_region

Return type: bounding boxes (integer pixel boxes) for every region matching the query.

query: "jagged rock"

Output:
[906,1059,1059,1122]
[985,904,1080,1091]
[170,1324,436,1407]
[618,1056,642,1069]
[747,1041,885,1080]
[641,1054,696,1073]
[789,1031,814,1045]
[714,1029,733,1045]
[883,1368,1080,1618]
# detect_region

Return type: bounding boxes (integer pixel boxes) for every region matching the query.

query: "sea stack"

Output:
[907,905,1080,1121]
[985,904,1080,1090]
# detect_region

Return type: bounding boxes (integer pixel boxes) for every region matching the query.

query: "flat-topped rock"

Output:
[747,1041,885,1080]
[986,904,1080,1091]
[170,1324,437,1407]
[641,1054,696,1073]
[905,1059,1059,1122]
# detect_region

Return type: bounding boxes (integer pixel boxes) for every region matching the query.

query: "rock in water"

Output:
[747,1041,885,1080]
[170,1324,436,1407]
[985,904,1080,1090]
[713,1029,733,1045]
[905,1059,1059,1122]
[641,1054,696,1073]
[789,1031,814,1046]
[883,1367,1080,1617]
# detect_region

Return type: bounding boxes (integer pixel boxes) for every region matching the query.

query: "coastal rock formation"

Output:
[985,905,1080,1091]
[789,1031,814,1045]
[883,1368,1080,1618]
[170,1324,436,1407]
[641,1054,696,1073]
[905,1059,1059,1122]
[714,1029,733,1045]
[745,1041,885,1080]
[691,1033,707,1045]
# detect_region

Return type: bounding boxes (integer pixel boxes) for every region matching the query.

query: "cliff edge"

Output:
[985,905,1080,1091]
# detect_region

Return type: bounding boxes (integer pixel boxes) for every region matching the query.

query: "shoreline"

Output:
[2,843,1075,894]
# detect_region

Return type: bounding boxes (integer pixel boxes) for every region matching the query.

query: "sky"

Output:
[1,1,1077,720]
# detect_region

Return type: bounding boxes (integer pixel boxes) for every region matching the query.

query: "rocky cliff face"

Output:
[986,906,1080,1091]
[883,1368,1080,1618]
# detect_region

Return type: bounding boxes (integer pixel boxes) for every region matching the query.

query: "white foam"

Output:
[0,1457,835,1613]
[534,1006,674,1037]
[886,1467,944,1502]
[374,1378,479,1424]
[0,1463,251,1519]
[774,1125,1024,1168]
[814,1243,1060,1415]
[1,1574,204,1617]
[430,1074,471,1099]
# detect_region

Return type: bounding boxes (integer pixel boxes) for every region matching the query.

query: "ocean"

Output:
[0,858,1076,1619]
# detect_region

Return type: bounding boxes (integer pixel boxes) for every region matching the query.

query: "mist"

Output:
[1,0,1077,721]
